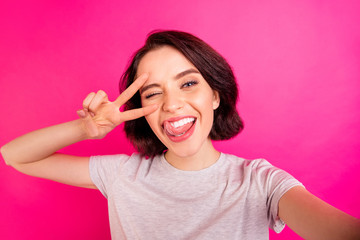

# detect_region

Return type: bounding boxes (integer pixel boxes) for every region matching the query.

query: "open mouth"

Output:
[163,117,196,139]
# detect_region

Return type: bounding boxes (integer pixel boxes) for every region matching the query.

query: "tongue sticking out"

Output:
[164,120,194,136]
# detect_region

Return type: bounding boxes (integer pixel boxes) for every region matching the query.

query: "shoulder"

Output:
[219,153,278,184]
[90,152,138,161]
[90,153,147,165]
[89,153,159,197]
[221,152,274,171]
[89,153,159,175]
[221,153,301,187]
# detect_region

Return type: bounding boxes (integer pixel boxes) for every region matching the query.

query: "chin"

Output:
[167,143,202,159]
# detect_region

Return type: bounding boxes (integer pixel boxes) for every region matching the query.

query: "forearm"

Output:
[1,119,88,166]
[279,186,360,240]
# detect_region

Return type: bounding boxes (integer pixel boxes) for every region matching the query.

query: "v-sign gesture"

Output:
[77,73,158,139]
[1,73,157,189]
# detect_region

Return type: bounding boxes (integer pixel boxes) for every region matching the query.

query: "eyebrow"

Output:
[140,68,200,94]
[140,83,161,94]
[174,68,200,80]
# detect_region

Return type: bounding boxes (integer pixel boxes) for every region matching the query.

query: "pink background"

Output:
[1,0,359,239]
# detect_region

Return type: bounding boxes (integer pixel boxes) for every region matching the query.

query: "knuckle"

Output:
[97,90,107,97]
[83,92,95,108]
[122,91,131,100]
[88,104,97,113]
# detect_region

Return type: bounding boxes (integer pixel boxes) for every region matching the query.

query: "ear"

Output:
[212,90,220,110]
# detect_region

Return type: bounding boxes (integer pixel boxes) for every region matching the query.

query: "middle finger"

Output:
[114,73,149,107]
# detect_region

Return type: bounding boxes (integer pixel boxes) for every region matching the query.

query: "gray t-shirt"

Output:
[90,152,303,240]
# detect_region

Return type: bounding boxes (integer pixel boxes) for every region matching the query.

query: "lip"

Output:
[162,115,196,126]
[162,115,197,143]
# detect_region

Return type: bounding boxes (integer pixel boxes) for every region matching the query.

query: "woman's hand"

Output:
[77,73,157,139]
[1,74,156,188]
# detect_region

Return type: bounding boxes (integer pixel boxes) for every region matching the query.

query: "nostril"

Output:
[163,103,183,112]
[162,98,183,112]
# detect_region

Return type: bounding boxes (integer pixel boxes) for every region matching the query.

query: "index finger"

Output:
[114,73,149,107]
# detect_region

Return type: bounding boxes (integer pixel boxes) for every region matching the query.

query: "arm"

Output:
[279,186,360,240]
[1,73,157,188]
[1,119,94,188]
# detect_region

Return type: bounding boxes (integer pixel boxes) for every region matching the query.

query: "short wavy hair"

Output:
[120,30,244,156]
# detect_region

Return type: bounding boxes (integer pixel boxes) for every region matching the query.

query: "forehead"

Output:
[137,46,197,78]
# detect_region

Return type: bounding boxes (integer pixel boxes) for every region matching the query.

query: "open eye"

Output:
[182,80,198,88]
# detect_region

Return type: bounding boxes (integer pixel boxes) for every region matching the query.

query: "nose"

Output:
[162,92,184,113]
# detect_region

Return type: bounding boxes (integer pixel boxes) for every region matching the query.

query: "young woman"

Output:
[1,30,359,239]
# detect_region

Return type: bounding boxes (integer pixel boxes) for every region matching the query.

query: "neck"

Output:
[164,139,220,171]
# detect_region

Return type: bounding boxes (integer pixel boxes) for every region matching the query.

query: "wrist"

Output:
[72,119,92,141]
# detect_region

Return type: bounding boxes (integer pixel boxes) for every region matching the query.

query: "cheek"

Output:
[192,92,215,112]
[145,113,160,132]
[145,115,154,127]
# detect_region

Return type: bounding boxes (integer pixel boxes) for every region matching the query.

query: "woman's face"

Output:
[137,46,220,159]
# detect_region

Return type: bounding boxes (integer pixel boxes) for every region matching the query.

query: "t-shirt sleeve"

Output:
[254,159,304,233]
[89,154,130,198]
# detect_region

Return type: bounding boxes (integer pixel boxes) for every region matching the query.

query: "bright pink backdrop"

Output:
[1,1,359,239]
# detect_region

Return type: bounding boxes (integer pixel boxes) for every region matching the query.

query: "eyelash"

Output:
[145,91,161,99]
[181,80,198,88]
[144,80,199,99]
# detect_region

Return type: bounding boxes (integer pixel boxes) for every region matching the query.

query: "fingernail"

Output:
[77,110,86,118]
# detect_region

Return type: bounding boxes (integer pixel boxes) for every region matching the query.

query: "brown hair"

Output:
[120,30,244,156]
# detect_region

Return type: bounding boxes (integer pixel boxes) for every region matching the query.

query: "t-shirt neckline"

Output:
[159,152,225,175]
